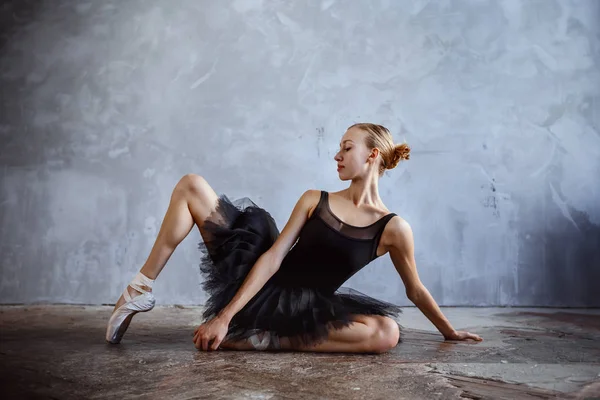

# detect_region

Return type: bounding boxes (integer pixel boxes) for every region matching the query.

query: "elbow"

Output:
[263,250,282,274]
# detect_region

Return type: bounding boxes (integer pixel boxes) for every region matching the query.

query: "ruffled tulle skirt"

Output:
[198,194,402,348]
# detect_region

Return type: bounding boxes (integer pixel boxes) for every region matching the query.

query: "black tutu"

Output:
[198,194,403,348]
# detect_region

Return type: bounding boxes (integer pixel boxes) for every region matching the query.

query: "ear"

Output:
[368,147,380,164]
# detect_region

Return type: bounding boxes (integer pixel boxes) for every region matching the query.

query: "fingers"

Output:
[193,326,201,349]
[210,337,221,351]
[193,330,205,350]
[192,322,227,351]
[192,330,219,351]
[465,332,483,341]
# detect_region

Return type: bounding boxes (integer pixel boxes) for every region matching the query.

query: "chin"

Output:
[337,171,350,181]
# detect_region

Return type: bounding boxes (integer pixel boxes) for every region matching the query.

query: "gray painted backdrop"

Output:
[1,0,599,307]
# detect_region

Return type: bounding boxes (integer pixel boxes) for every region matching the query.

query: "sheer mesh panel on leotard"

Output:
[314,191,394,241]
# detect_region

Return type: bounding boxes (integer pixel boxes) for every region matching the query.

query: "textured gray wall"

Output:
[1,0,599,307]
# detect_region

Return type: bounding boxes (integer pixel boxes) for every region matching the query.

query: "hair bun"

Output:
[387,143,411,169]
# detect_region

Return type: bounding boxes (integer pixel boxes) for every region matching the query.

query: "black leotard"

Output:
[198,190,402,347]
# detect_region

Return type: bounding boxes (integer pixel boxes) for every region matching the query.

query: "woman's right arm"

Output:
[217,189,319,322]
[193,189,320,351]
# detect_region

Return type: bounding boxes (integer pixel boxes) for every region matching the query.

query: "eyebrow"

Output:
[339,140,354,146]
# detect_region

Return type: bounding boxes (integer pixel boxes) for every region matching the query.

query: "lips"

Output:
[337,165,344,170]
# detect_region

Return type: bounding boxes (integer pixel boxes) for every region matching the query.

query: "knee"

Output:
[369,316,400,354]
[178,173,208,194]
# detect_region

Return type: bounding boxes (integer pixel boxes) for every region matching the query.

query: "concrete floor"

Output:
[0,305,599,399]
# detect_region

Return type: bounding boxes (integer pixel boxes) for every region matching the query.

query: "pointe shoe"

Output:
[248,331,280,351]
[105,271,156,344]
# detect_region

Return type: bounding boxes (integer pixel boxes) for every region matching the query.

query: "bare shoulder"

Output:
[300,189,322,219]
[267,189,321,264]
[298,189,321,203]
[286,189,321,219]
[380,215,414,252]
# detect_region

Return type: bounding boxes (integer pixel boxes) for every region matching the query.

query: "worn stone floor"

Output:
[0,305,599,399]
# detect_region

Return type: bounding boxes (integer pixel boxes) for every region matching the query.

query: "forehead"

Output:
[339,127,363,145]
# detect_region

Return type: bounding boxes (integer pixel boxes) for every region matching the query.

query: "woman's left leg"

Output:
[219,314,400,354]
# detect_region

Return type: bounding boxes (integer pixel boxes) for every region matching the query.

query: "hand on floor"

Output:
[444,330,483,342]
[193,316,230,351]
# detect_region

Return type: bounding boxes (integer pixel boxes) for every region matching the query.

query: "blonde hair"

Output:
[348,123,411,177]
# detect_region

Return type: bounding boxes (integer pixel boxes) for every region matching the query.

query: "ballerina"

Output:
[106,122,483,352]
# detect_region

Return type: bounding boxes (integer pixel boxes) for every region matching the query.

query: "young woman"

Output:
[106,123,483,353]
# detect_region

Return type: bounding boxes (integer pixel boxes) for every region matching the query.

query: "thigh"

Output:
[326,314,399,345]
[326,314,381,340]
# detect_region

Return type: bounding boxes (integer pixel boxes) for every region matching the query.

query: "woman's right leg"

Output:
[111,173,220,312]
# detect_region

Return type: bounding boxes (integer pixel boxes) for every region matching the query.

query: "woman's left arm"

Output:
[385,217,483,342]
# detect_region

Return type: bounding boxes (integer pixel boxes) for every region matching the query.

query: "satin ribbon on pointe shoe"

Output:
[248,331,280,350]
[105,271,156,344]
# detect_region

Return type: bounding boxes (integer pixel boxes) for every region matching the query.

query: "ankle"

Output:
[120,271,155,304]
[126,285,151,298]
[129,272,155,293]
[130,284,152,293]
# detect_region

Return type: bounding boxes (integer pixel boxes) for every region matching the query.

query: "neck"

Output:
[342,173,382,208]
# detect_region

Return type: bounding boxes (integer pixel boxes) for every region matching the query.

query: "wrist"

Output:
[443,330,457,340]
[216,310,233,323]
